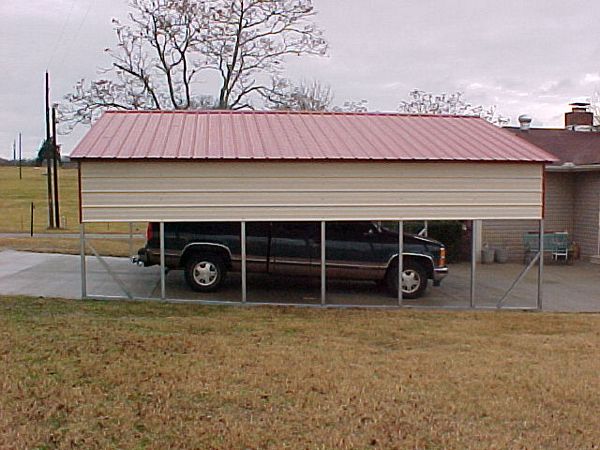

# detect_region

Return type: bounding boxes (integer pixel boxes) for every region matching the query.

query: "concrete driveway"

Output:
[0,249,599,312]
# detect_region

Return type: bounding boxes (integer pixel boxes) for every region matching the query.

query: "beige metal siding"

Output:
[80,161,544,222]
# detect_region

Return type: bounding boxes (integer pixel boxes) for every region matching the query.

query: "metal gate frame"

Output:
[79,219,544,311]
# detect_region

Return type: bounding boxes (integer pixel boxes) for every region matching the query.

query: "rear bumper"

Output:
[131,248,149,266]
[132,248,180,268]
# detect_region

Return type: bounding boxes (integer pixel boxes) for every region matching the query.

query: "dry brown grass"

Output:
[0,237,145,257]
[1,296,599,449]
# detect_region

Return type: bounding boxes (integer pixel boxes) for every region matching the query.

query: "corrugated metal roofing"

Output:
[70,110,557,162]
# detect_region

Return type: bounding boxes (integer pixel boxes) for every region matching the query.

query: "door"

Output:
[323,221,382,280]
[245,222,271,273]
[271,222,318,276]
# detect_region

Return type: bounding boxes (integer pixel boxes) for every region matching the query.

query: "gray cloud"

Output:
[2,0,600,158]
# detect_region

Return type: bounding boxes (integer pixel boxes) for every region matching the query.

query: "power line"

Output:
[57,0,98,68]
[46,0,78,69]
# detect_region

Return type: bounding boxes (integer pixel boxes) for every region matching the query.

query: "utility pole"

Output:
[52,107,60,228]
[45,71,54,228]
[13,140,16,161]
[18,132,22,180]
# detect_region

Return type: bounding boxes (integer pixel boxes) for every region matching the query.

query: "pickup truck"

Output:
[134,221,448,299]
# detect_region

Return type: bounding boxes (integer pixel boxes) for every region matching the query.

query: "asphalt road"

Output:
[1,249,599,312]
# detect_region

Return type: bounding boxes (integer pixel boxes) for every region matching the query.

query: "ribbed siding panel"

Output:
[80,161,544,223]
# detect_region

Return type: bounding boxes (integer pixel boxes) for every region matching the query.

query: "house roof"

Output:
[506,127,600,166]
[70,110,556,162]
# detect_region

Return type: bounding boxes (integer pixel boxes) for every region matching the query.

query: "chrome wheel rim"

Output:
[192,261,218,287]
[402,269,421,294]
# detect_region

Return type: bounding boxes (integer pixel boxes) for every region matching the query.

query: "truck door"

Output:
[245,222,270,274]
[271,222,318,276]
[321,221,382,280]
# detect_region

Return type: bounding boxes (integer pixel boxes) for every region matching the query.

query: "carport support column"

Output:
[241,221,247,303]
[321,221,326,305]
[79,223,87,299]
[537,219,544,310]
[470,220,476,308]
[398,221,403,306]
[160,222,166,300]
[128,222,134,257]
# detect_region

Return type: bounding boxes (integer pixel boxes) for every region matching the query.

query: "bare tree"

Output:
[59,0,327,131]
[60,0,214,131]
[589,91,600,127]
[265,79,333,111]
[205,0,327,109]
[332,99,369,113]
[398,90,509,126]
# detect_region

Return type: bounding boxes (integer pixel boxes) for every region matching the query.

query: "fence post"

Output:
[80,223,87,299]
[398,221,403,306]
[241,221,247,303]
[30,203,34,237]
[321,221,326,306]
[470,220,476,308]
[537,220,544,310]
[160,222,166,300]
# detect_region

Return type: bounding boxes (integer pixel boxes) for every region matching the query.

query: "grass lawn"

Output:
[0,166,144,255]
[0,166,80,234]
[1,296,599,449]
[0,237,145,258]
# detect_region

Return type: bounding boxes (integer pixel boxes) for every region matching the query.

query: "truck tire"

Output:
[386,260,428,299]
[184,253,226,292]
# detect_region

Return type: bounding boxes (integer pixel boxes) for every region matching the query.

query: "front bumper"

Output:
[433,266,449,284]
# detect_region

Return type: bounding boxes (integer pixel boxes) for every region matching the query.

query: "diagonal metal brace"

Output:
[86,242,134,300]
[496,251,540,308]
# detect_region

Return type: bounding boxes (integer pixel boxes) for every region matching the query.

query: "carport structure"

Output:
[70,110,556,309]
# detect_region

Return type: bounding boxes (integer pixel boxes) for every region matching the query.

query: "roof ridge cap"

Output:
[102,110,484,119]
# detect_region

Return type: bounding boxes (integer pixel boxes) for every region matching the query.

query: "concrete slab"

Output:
[0,249,599,312]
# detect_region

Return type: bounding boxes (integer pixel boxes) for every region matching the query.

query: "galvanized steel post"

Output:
[537,219,544,310]
[470,220,476,308]
[241,221,247,303]
[160,222,166,300]
[128,222,134,257]
[79,223,87,299]
[321,221,326,306]
[398,221,403,306]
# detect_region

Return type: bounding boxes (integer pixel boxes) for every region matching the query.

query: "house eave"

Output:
[546,164,600,172]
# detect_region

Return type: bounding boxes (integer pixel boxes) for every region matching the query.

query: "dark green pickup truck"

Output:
[134,221,448,299]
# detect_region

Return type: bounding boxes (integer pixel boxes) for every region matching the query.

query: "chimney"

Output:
[565,101,593,131]
[518,114,532,131]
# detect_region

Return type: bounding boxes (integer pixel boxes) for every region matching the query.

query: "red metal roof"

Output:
[70,110,557,162]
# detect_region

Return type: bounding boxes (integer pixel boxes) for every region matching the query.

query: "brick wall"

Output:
[545,172,576,233]
[482,172,575,262]
[573,173,600,258]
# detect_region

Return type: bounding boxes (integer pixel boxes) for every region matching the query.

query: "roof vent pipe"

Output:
[518,114,532,131]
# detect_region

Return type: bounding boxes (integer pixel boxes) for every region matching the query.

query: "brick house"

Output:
[483,103,600,263]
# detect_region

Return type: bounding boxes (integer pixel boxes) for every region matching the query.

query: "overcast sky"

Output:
[2,0,600,159]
